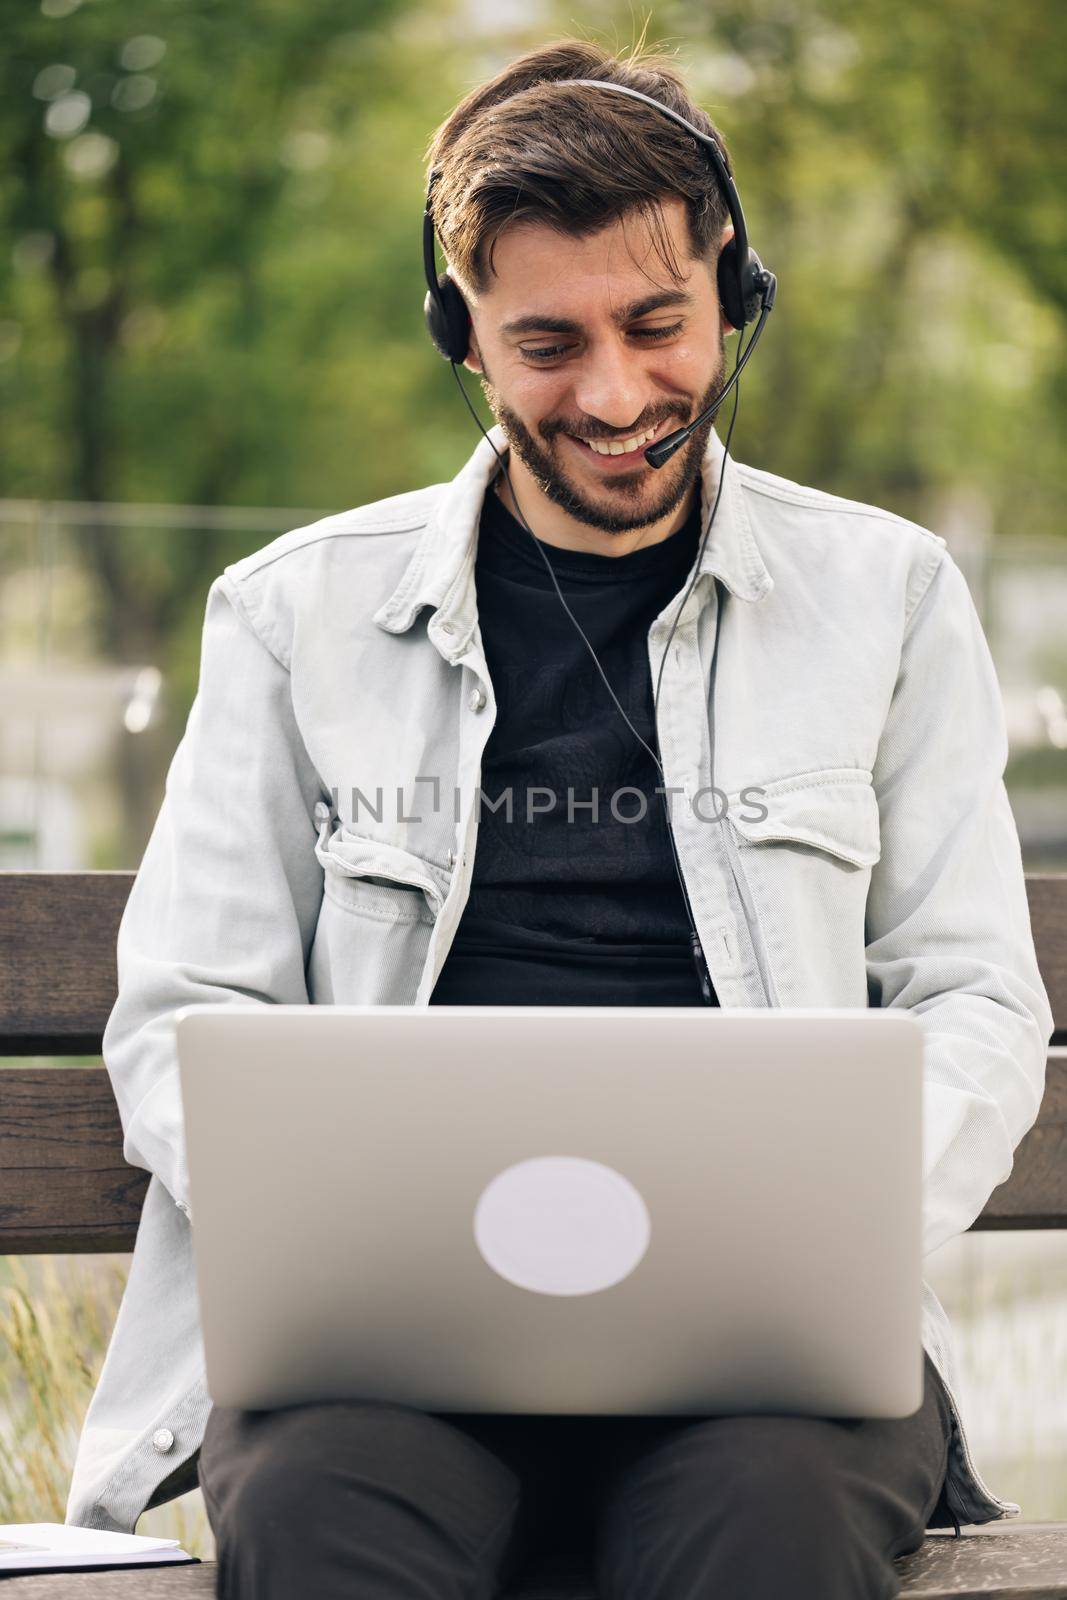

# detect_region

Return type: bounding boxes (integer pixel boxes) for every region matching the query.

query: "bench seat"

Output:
[5,1525,1067,1597]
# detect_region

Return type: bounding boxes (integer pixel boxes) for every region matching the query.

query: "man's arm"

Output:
[103,573,326,1218]
[865,546,1054,1258]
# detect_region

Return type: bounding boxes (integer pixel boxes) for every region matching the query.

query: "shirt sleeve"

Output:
[102,573,326,1216]
[865,546,1054,1258]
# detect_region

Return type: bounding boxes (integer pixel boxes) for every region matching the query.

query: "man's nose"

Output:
[571,340,650,432]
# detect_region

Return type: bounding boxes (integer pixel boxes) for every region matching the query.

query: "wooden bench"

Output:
[1,869,1066,1598]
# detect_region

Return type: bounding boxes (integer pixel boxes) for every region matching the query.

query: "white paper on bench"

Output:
[0,1523,193,1570]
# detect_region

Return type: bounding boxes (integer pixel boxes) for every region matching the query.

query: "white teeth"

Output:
[582,425,658,456]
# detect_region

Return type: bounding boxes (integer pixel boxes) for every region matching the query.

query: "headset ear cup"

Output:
[716,237,747,332]
[423,285,450,360]
[424,273,471,364]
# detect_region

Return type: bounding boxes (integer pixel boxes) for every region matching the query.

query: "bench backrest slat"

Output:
[0,1069,148,1252]
[1,873,1065,1047]
[0,873,130,1052]
[1,871,1065,1251]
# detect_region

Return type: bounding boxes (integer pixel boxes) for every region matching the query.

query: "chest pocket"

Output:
[314,823,446,923]
[309,820,448,1006]
[725,767,881,867]
[722,767,881,1006]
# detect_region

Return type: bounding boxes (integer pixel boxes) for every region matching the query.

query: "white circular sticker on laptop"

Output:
[473,1155,651,1296]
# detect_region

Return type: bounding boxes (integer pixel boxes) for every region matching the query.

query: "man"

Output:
[66,36,1053,1600]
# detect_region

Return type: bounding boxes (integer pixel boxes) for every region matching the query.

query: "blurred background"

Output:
[1,0,1064,1561]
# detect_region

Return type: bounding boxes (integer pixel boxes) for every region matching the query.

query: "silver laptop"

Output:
[175,1004,924,1419]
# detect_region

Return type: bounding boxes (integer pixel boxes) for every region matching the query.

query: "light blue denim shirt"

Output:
[65,423,1054,1533]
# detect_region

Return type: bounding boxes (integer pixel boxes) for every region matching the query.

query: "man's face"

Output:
[461,196,731,536]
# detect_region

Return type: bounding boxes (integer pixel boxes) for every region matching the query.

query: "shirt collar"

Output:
[372,421,772,652]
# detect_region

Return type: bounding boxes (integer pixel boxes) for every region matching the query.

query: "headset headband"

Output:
[558,78,753,276]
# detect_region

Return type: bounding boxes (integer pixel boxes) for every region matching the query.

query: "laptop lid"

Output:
[176,1005,923,1418]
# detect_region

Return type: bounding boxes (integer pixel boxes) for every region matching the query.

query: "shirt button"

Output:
[440,621,455,636]
[447,848,456,868]
[468,688,487,712]
[152,1428,175,1453]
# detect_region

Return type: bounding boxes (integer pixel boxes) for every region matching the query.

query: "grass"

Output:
[0,1254,215,1559]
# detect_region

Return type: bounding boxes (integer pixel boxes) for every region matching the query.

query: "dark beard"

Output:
[477,332,727,536]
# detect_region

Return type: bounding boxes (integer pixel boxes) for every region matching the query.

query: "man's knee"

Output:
[200,1402,353,1536]
[201,1399,520,1544]
[623,1414,849,1529]
[597,1416,885,1600]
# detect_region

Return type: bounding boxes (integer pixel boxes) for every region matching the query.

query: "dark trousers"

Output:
[199,1350,955,1599]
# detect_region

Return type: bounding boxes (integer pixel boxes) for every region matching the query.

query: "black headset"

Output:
[419,77,779,1006]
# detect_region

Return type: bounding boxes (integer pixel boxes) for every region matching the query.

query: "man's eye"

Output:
[520,322,684,363]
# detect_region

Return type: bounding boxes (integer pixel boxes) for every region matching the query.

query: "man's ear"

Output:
[717,224,738,334]
[462,317,484,375]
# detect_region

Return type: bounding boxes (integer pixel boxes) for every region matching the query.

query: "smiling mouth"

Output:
[563,416,674,464]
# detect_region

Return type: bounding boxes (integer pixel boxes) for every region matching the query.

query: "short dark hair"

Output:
[423,36,734,301]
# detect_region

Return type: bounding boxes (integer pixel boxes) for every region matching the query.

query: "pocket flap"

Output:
[314,828,446,918]
[726,768,881,868]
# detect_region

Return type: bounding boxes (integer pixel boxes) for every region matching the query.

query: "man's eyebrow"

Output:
[500,289,695,338]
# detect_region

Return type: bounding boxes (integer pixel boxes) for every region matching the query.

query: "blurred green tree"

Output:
[1,1,1064,833]
[677,0,1067,519]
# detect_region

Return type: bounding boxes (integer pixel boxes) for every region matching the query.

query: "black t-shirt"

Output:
[428,477,718,1008]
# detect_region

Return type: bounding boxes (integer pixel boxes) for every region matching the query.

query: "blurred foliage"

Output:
[0,1252,215,1554]
[0,1254,125,1523]
[689,0,1067,518]
[1006,746,1067,789]
[1,0,1065,717]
